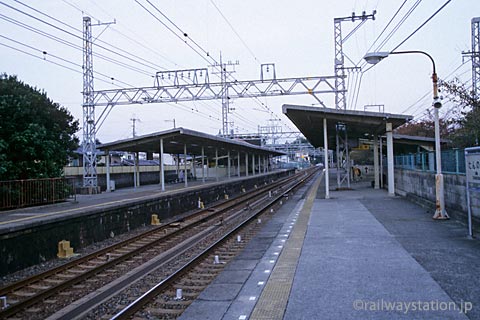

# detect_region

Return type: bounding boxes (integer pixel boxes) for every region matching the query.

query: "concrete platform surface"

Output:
[181,175,480,320]
[0,173,274,231]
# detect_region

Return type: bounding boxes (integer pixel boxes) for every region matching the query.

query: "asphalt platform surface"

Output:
[181,173,480,320]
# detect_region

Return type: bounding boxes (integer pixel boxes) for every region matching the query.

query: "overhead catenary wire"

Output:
[358,0,423,71]
[347,0,423,109]
[133,0,297,133]
[353,0,452,114]
[356,0,409,66]
[208,0,261,64]
[0,34,135,88]
[391,0,452,53]
[0,1,164,75]
[76,1,278,134]
[133,0,220,73]
[15,0,172,72]
[4,0,304,135]
[0,13,154,77]
[402,59,471,115]
[0,41,124,87]
[372,0,422,54]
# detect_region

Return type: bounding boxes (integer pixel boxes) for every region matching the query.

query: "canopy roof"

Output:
[283,104,413,148]
[98,127,285,157]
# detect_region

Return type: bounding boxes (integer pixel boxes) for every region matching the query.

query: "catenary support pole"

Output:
[184,144,188,187]
[324,118,330,199]
[106,149,111,192]
[160,139,165,191]
[373,135,379,189]
[201,146,205,183]
[386,123,395,196]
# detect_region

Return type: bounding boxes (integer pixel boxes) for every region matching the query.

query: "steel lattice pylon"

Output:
[334,20,347,110]
[472,17,480,99]
[80,15,343,187]
[82,16,97,188]
[333,12,376,110]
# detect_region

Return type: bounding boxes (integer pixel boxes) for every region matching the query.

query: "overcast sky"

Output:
[1,0,478,143]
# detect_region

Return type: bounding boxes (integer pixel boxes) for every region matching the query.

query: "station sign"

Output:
[466,152,480,185]
[465,147,480,238]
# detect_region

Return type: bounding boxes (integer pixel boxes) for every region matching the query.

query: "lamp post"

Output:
[364,50,449,220]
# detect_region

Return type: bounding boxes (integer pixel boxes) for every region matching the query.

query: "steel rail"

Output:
[110,168,319,319]
[0,170,311,318]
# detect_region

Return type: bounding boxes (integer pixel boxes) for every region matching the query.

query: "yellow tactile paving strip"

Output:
[250,175,321,320]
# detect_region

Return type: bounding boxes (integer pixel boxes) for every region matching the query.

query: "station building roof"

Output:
[97,127,284,158]
[282,104,413,148]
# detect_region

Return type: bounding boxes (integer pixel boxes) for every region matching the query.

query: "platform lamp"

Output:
[363,50,449,220]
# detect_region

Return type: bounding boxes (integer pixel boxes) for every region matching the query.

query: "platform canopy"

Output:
[97,127,284,157]
[282,104,413,148]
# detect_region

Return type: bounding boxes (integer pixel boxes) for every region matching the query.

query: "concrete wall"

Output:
[0,170,292,276]
[394,168,479,222]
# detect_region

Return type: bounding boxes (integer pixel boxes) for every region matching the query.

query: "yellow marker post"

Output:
[151,214,161,225]
[57,240,74,258]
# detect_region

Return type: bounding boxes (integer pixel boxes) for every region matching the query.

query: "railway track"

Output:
[107,168,318,320]
[0,168,318,319]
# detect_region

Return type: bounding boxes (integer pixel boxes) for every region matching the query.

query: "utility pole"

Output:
[462,17,480,146]
[211,54,239,137]
[463,17,480,99]
[165,118,176,128]
[130,114,140,138]
[334,11,376,110]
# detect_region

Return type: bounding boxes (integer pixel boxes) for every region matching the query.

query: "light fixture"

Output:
[363,52,390,65]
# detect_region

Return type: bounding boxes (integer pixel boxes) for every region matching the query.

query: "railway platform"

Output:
[180,173,480,320]
[0,177,212,228]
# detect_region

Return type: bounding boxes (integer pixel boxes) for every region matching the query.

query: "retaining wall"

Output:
[394,168,479,223]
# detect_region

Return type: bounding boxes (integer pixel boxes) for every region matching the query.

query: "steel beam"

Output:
[92,76,340,108]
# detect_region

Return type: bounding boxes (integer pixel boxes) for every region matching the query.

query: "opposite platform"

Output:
[0,171,290,276]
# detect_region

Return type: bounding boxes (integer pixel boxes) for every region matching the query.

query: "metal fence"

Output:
[0,177,76,211]
[395,149,466,174]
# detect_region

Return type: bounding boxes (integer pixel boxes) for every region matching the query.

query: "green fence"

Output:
[394,149,465,174]
[0,177,76,211]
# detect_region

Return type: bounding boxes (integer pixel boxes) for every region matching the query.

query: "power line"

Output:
[133,0,296,132]
[402,59,471,114]
[0,34,135,87]
[0,41,121,87]
[1,1,163,75]
[64,0,179,68]
[355,1,451,114]
[358,0,408,65]
[209,0,261,64]
[0,13,154,77]
[348,1,423,107]
[391,0,452,52]
[374,0,422,54]
[133,0,218,72]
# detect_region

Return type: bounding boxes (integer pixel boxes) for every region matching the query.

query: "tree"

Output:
[440,78,480,147]
[395,119,436,138]
[394,113,452,140]
[0,74,79,180]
